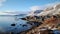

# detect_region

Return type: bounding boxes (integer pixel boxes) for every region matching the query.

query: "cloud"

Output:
[43,2,60,9]
[29,2,60,11]
[0,10,16,15]
[0,11,17,15]
[0,0,7,7]
[29,6,42,11]
[29,4,53,11]
[0,0,6,2]
[0,10,25,15]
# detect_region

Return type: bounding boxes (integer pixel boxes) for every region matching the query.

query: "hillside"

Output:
[20,4,60,34]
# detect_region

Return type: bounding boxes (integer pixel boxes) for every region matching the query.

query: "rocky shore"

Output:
[20,4,60,34]
[20,14,60,34]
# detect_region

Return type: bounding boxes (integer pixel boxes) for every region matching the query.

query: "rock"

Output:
[11,24,16,26]
[20,18,26,20]
[22,24,27,27]
[27,22,33,25]
[55,4,60,9]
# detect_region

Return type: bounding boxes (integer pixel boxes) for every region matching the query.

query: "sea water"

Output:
[0,15,31,33]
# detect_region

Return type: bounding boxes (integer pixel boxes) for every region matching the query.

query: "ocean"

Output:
[0,15,32,33]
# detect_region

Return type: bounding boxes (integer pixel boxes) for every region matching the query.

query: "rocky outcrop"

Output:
[20,4,60,34]
[20,14,60,34]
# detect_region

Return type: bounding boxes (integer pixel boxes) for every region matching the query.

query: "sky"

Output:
[0,0,60,15]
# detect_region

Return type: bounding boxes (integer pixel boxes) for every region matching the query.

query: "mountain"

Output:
[26,4,60,16]
[20,4,60,34]
[34,10,43,14]
[37,4,60,16]
[27,10,43,16]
